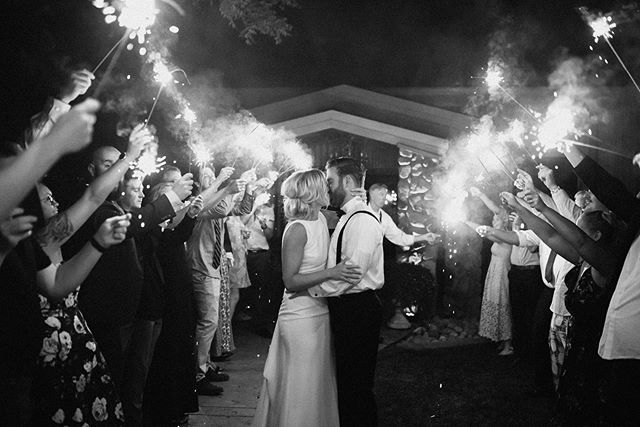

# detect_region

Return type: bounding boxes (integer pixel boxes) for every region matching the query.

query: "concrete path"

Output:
[187,323,411,426]
[188,325,271,426]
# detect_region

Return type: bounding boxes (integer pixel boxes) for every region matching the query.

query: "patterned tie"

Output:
[212,219,223,269]
[544,250,557,284]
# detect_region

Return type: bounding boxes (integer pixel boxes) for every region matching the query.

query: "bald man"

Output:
[88,145,121,178]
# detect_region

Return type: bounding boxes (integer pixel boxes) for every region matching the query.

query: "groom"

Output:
[309,157,385,426]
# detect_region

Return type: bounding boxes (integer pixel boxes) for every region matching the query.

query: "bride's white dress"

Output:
[252,214,339,427]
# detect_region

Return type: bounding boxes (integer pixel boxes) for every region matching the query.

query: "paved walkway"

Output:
[187,323,411,426]
[189,325,271,426]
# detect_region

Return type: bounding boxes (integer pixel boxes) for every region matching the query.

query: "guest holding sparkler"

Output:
[500,188,621,426]
[22,68,95,147]
[138,182,204,426]
[558,145,640,425]
[467,187,513,356]
[62,156,193,399]
[187,166,255,396]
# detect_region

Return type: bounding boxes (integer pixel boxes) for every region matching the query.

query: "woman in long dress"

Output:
[252,169,362,427]
[467,187,513,355]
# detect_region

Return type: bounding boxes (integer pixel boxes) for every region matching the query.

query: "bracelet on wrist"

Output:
[549,185,561,194]
[89,237,108,253]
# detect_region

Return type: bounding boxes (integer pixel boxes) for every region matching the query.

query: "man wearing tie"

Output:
[309,157,384,426]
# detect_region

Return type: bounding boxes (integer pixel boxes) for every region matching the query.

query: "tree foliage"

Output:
[217,0,299,44]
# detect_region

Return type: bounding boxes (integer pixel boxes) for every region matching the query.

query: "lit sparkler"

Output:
[190,142,212,167]
[132,151,166,179]
[145,62,190,125]
[582,8,640,96]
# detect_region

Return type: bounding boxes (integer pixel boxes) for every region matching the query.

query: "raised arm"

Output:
[464,220,520,245]
[564,146,640,224]
[500,192,580,264]
[281,222,361,292]
[22,69,94,146]
[37,214,130,300]
[522,189,617,277]
[470,187,502,214]
[0,100,99,219]
[37,125,148,250]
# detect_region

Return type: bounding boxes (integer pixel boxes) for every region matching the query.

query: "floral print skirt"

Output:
[34,291,124,426]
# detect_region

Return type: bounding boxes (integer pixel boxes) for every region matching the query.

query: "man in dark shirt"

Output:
[63,156,193,394]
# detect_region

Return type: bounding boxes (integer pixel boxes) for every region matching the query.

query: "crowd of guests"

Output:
[0,71,281,426]
[3,67,640,427]
[466,151,640,426]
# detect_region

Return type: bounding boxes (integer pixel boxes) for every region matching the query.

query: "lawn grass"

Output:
[375,342,555,426]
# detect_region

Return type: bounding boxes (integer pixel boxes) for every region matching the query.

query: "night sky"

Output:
[0,0,632,141]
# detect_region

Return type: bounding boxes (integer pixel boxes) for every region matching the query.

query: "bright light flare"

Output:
[132,153,166,179]
[153,62,173,85]
[589,15,616,42]
[118,0,157,33]
[485,68,503,90]
[182,106,197,124]
[536,98,577,151]
[190,143,211,167]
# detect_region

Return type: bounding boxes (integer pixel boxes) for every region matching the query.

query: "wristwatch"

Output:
[549,185,561,194]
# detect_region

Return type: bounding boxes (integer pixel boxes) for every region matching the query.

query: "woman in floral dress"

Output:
[467,187,513,355]
[33,183,125,426]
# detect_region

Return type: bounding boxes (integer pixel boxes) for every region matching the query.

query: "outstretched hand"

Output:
[126,123,153,160]
[331,259,363,284]
[58,69,94,104]
[172,173,194,200]
[94,214,131,248]
[536,164,556,188]
[522,188,544,211]
[0,208,37,253]
[469,187,482,198]
[47,99,101,155]
[499,191,519,208]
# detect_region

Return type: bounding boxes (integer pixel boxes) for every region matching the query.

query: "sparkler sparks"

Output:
[580,8,640,96]
[485,68,503,90]
[587,14,616,42]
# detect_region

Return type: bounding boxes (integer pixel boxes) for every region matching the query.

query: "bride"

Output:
[252,169,362,427]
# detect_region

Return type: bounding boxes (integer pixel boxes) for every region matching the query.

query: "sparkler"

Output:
[583,10,640,96]
[484,68,539,121]
[560,139,632,159]
[145,62,190,126]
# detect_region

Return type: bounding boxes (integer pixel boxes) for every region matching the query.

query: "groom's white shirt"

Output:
[309,198,384,297]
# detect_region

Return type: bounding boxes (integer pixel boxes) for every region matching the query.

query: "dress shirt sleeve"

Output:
[551,188,582,222]
[229,192,255,216]
[316,213,382,296]
[22,98,71,146]
[163,190,187,212]
[515,229,540,248]
[381,210,415,247]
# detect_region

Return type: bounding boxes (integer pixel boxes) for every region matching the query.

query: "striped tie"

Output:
[212,219,222,269]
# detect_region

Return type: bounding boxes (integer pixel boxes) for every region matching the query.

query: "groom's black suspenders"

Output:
[335,210,380,264]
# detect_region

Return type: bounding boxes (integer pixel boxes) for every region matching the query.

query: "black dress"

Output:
[557,265,613,426]
[143,216,199,423]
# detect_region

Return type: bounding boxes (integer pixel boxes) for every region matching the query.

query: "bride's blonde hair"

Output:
[282,169,330,220]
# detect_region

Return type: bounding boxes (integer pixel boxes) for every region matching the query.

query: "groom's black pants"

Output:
[328,290,383,427]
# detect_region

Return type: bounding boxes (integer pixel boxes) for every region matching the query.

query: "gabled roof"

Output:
[249,85,474,157]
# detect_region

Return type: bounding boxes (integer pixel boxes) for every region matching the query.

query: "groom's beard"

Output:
[329,186,346,209]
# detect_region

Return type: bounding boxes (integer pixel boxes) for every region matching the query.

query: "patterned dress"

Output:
[557,265,613,426]
[213,256,236,356]
[35,291,123,426]
[479,242,512,342]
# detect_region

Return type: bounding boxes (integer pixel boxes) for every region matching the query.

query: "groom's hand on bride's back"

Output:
[331,259,363,284]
